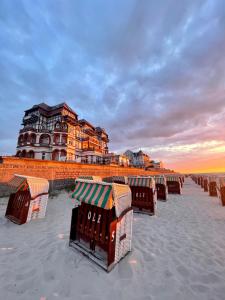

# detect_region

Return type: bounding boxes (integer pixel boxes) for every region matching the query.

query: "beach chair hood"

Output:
[128,176,155,189]
[8,174,49,199]
[72,179,131,217]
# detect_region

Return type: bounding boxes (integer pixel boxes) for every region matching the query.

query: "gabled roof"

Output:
[25,102,78,117]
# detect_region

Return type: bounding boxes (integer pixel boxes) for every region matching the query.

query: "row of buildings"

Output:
[15,102,164,169]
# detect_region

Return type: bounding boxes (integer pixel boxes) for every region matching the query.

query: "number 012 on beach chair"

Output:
[69,179,133,272]
[5,174,49,225]
[128,176,157,215]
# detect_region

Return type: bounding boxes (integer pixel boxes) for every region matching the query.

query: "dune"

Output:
[1,178,225,300]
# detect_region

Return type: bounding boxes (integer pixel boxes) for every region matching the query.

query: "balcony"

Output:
[54,128,68,133]
[82,147,103,154]
[19,127,37,134]
[39,143,51,147]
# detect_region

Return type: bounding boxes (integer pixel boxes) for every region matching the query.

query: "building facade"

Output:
[124,150,151,168]
[16,103,109,163]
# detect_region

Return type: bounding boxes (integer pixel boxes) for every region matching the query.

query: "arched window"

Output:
[23,133,29,144]
[60,149,67,160]
[39,134,50,145]
[54,134,60,145]
[21,150,26,157]
[16,151,21,157]
[18,135,24,145]
[52,149,60,161]
[30,133,36,145]
[27,150,34,158]
[61,134,67,145]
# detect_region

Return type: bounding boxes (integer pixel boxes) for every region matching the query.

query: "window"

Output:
[42,152,46,160]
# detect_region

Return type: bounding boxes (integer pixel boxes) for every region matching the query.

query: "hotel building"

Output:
[16,103,109,163]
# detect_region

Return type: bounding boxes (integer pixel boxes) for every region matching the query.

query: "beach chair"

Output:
[216,177,225,206]
[203,177,209,192]
[102,176,128,185]
[69,179,133,272]
[128,176,157,215]
[200,176,204,189]
[166,175,181,194]
[5,174,49,225]
[154,175,168,201]
[208,176,217,197]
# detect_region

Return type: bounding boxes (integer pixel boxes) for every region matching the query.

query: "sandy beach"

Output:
[1,178,225,300]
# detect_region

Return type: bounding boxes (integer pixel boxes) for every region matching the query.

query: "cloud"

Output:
[0,0,225,172]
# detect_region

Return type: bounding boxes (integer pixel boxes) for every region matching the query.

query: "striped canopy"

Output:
[153,175,166,185]
[7,174,49,199]
[72,179,131,216]
[77,176,102,181]
[166,175,180,182]
[128,176,155,189]
[103,176,128,184]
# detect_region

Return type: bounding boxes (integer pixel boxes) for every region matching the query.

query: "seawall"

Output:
[0,156,171,196]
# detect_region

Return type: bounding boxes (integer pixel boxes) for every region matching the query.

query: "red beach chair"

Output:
[208,176,217,197]
[216,177,225,206]
[128,176,157,215]
[5,175,49,225]
[166,175,181,194]
[69,179,133,272]
[154,175,168,201]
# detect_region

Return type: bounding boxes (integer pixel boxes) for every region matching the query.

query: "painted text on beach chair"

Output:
[5,174,49,225]
[69,180,133,272]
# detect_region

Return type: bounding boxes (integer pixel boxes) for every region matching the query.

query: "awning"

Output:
[128,176,155,189]
[72,179,131,216]
[7,174,49,199]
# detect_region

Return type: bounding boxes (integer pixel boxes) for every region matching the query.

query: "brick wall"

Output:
[0,156,172,196]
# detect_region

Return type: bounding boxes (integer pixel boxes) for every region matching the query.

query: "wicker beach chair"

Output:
[5,174,49,225]
[69,179,133,272]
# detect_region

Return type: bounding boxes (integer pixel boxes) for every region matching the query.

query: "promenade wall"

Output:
[0,156,171,196]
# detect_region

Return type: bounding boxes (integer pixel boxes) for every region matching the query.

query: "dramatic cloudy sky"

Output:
[0,0,225,172]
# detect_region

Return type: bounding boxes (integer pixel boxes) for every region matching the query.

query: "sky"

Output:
[0,0,225,173]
